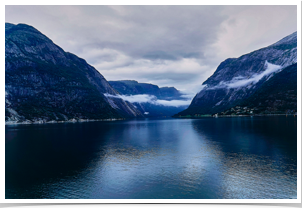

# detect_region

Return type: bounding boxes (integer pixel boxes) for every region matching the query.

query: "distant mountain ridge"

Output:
[108,80,184,100]
[108,80,188,117]
[175,32,297,117]
[5,23,143,123]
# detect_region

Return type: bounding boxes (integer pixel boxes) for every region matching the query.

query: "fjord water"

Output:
[6,116,297,199]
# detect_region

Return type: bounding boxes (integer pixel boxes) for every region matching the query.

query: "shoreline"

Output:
[214,113,297,117]
[5,114,297,125]
[5,118,125,125]
[175,113,297,118]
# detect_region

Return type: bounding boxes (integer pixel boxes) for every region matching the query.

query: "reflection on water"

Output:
[191,117,297,199]
[6,116,297,199]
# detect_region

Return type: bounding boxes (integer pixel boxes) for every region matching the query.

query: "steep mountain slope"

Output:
[218,63,297,116]
[5,23,142,123]
[175,32,297,117]
[108,80,188,117]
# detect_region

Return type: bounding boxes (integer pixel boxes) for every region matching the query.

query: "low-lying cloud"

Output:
[206,61,282,90]
[104,93,191,107]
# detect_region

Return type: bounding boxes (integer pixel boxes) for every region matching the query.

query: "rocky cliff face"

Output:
[176,32,297,116]
[5,23,142,123]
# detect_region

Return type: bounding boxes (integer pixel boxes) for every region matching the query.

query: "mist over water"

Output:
[6,116,297,199]
[104,93,191,107]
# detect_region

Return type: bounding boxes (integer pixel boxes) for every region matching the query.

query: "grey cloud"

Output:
[6,5,226,61]
[142,51,178,60]
[145,73,199,82]
[142,51,203,61]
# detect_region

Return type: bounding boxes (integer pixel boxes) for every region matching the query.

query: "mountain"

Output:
[5,23,142,124]
[217,63,297,116]
[108,80,184,100]
[175,32,297,117]
[108,80,188,117]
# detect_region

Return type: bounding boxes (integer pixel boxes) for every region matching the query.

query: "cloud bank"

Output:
[104,93,191,107]
[206,61,282,90]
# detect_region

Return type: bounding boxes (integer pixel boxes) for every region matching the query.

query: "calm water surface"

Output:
[6,116,297,199]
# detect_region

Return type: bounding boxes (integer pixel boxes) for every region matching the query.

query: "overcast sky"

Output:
[5,5,297,95]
